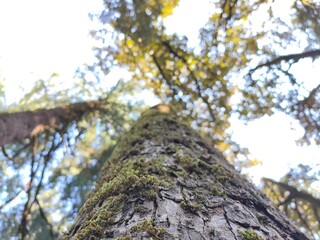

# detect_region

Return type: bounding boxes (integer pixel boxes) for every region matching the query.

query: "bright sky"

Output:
[0,0,319,185]
[0,0,100,103]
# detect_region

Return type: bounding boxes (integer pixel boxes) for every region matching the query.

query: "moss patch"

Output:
[116,219,170,240]
[65,155,173,239]
[131,219,168,239]
[180,199,202,213]
[240,229,264,240]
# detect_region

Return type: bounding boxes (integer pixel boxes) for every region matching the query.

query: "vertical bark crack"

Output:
[223,204,238,240]
[152,198,158,221]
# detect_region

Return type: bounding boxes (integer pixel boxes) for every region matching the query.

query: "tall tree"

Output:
[61,105,309,240]
[1,0,320,238]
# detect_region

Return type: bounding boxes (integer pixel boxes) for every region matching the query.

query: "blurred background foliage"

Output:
[0,0,319,239]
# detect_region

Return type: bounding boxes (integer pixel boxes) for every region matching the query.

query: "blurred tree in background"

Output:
[0,0,319,239]
[263,164,320,239]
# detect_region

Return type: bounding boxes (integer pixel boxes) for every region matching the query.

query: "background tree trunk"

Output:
[61,104,309,240]
[0,100,103,146]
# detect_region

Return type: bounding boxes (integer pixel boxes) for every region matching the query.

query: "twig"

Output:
[263,178,320,207]
[18,136,38,239]
[36,197,55,238]
[250,49,320,73]
[161,40,216,120]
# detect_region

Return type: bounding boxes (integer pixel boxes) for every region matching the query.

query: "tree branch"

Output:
[263,178,320,208]
[161,40,216,121]
[0,99,106,147]
[295,201,315,239]
[0,187,25,210]
[36,197,55,238]
[18,136,39,239]
[250,49,320,72]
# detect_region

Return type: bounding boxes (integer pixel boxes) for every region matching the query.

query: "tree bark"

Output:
[0,100,103,146]
[61,104,309,240]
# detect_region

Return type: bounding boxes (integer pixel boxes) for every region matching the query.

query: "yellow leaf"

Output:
[126,39,135,48]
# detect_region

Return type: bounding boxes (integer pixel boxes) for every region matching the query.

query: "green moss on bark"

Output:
[116,219,172,240]
[180,199,202,213]
[131,219,168,239]
[240,229,264,240]
[65,155,173,239]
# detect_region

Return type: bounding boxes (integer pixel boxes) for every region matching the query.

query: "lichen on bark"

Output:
[61,104,309,240]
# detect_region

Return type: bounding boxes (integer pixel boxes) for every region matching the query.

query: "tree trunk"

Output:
[61,104,309,240]
[0,100,103,146]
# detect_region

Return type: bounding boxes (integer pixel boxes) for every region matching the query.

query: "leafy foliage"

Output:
[263,164,320,239]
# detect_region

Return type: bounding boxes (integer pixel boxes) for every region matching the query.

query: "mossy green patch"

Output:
[211,163,235,183]
[71,195,124,240]
[116,235,131,240]
[130,219,168,239]
[240,229,264,240]
[180,199,202,213]
[67,155,173,239]
[197,160,212,171]
[209,183,225,196]
[175,154,198,173]
[106,111,180,168]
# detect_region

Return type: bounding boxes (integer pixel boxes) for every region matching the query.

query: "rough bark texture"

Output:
[0,100,103,146]
[61,105,309,240]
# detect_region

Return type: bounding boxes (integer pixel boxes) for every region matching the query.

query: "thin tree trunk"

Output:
[61,104,309,240]
[0,100,103,146]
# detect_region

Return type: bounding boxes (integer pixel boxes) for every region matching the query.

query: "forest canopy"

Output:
[0,0,319,239]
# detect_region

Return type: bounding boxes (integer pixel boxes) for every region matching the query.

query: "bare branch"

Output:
[250,49,320,73]
[0,187,25,210]
[36,197,55,238]
[161,40,216,121]
[295,201,315,239]
[18,136,38,239]
[263,178,320,208]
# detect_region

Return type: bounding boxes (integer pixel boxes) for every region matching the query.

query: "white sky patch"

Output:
[270,0,294,24]
[291,58,320,93]
[0,0,101,105]
[231,113,320,184]
[163,0,213,48]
